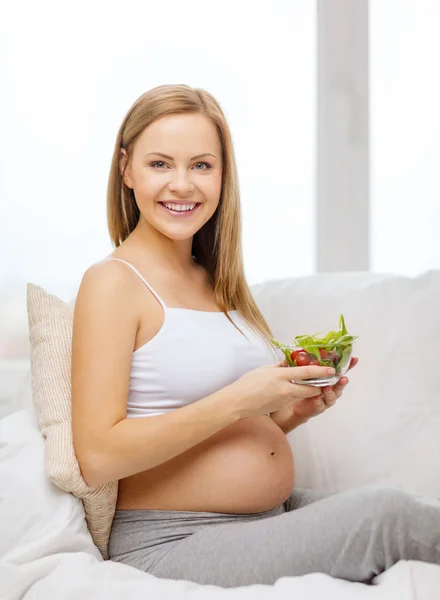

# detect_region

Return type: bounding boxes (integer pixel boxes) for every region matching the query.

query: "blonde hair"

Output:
[107,84,277,358]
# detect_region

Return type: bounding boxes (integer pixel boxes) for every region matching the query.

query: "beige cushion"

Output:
[26,283,118,559]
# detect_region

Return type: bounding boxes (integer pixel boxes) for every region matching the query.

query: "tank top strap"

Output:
[103,258,168,311]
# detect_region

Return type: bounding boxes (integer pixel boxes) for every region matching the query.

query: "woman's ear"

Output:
[119,148,133,189]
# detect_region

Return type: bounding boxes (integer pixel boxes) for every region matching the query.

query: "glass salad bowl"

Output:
[269,314,358,387]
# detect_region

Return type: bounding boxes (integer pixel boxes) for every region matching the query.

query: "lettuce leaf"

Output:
[269,313,358,370]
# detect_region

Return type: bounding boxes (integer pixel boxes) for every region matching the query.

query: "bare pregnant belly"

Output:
[116,415,295,513]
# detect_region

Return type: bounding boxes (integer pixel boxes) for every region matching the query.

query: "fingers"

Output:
[311,387,337,409]
[332,376,349,394]
[322,377,349,406]
[298,394,328,415]
[313,396,327,413]
[293,374,350,419]
[289,383,328,399]
[321,387,337,407]
[279,364,336,381]
[348,357,359,371]
[293,394,326,418]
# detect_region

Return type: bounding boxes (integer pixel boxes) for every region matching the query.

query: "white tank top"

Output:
[104,258,278,418]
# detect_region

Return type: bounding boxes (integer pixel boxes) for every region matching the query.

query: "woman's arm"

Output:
[71,262,243,488]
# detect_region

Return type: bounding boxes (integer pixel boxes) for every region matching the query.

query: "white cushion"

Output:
[252,270,440,498]
[0,409,101,564]
[26,283,118,559]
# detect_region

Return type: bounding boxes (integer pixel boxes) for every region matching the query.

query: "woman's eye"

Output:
[194,162,211,170]
[150,161,211,170]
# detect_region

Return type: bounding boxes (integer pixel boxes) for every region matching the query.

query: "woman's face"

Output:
[121,113,223,242]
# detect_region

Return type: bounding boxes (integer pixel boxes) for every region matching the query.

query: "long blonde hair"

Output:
[107,84,277,358]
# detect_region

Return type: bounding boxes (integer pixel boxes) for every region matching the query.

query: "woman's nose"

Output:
[168,169,194,192]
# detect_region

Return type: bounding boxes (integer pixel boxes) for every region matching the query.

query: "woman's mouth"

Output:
[158,202,201,218]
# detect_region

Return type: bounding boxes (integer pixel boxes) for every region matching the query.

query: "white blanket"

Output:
[3,552,440,600]
[2,410,440,600]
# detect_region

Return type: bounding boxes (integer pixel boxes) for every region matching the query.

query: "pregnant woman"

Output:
[72,84,440,588]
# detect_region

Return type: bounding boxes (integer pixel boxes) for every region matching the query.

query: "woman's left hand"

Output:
[269,357,359,427]
[292,356,359,420]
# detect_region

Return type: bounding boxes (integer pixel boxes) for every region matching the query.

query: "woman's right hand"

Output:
[229,361,336,419]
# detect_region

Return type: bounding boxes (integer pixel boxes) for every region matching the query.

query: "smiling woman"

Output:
[73,81,296,531]
[70,83,440,588]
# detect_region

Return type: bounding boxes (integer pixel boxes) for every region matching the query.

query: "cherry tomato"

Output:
[310,359,320,365]
[290,348,305,362]
[295,352,312,366]
[320,348,329,359]
[329,351,339,364]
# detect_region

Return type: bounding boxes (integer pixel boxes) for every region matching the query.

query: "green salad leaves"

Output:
[269,314,358,370]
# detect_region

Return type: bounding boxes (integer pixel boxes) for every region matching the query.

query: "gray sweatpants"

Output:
[108,485,440,588]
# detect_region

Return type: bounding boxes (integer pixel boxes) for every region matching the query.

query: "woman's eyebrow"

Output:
[144,152,217,160]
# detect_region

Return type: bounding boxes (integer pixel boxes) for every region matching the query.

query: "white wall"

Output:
[1,0,316,293]
[0,0,315,364]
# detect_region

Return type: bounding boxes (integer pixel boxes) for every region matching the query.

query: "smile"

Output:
[158,202,201,217]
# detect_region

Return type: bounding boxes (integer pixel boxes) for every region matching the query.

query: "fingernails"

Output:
[327,368,336,375]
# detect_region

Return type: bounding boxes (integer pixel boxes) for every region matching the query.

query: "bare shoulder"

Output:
[79,257,134,292]
[74,258,145,334]
[77,258,140,305]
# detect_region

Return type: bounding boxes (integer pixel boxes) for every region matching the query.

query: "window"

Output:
[370,0,440,275]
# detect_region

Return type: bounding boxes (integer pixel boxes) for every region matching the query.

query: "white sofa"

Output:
[1,270,440,599]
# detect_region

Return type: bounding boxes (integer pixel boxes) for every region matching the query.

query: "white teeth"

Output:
[163,203,197,212]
